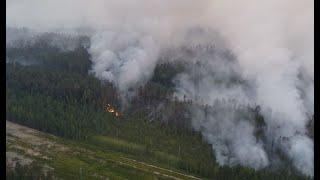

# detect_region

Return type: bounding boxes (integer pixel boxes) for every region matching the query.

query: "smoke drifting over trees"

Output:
[7,0,313,176]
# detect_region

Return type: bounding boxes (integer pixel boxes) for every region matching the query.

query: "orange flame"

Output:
[105,104,121,118]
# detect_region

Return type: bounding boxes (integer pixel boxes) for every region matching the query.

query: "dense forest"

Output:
[6,29,312,179]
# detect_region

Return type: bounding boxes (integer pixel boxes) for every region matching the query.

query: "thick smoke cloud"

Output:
[89,30,159,104]
[7,0,313,176]
[191,102,269,170]
[205,1,314,176]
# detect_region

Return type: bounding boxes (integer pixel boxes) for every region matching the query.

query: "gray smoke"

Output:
[191,101,269,170]
[89,30,160,104]
[205,1,314,176]
[7,0,313,176]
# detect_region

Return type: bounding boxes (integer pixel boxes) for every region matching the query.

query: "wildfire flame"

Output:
[105,104,121,117]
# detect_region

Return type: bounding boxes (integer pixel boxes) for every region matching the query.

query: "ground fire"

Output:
[105,104,122,117]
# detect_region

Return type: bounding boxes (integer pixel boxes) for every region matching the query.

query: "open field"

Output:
[6,120,202,180]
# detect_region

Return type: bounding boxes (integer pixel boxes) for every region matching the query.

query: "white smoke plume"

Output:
[191,102,269,170]
[205,1,314,176]
[89,30,160,104]
[7,0,313,176]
